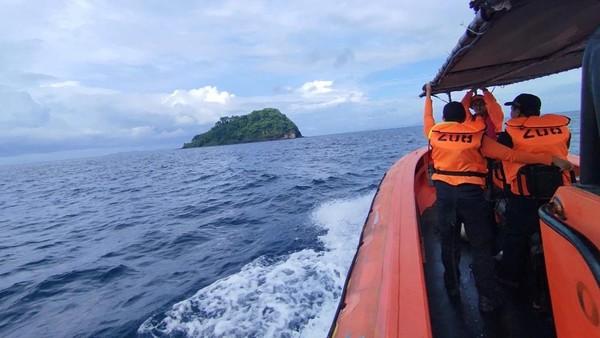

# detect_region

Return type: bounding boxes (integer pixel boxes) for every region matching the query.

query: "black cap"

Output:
[443,101,466,122]
[504,93,541,114]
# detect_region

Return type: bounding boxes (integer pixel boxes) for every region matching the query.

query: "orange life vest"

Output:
[502,114,571,195]
[428,121,488,186]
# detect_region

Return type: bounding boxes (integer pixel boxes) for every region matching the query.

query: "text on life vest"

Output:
[437,134,473,143]
[523,127,563,139]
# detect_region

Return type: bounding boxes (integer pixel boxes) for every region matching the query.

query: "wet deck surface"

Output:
[420,205,557,338]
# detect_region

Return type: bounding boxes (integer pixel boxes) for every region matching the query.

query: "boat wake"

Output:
[137,192,374,337]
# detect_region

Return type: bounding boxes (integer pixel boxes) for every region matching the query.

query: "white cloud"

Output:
[300,81,334,95]
[296,80,365,109]
[130,126,154,138]
[42,80,80,88]
[163,86,235,106]
[0,87,48,128]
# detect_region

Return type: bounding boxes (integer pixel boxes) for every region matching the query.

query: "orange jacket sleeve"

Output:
[423,97,436,138]
[483,89,505,133]
[480,136,552,164]
[461,90,474,118]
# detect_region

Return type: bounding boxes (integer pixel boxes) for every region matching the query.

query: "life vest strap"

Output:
[433,168,487,178]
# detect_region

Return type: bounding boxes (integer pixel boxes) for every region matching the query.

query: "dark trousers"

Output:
[434,181,497,298]
[499,195,546,284]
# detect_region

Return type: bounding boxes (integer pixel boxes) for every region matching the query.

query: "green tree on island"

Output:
[182,108,303,148]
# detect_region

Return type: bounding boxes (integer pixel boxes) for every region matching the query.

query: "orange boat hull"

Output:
[331,147,434,338]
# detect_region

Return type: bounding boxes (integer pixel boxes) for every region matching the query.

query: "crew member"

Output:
[462,88,506,251]
[496,94,572,293]
[461,88,504,139]
[423,83,572,313]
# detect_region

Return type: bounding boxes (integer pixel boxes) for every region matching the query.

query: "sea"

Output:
[0,111,580,338]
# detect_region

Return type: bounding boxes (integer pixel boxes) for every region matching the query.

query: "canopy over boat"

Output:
[428,0,600,95]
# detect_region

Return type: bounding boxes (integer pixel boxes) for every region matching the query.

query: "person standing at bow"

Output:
[461,88,505,139]
[423,83,572,313]
[462,88,506,249]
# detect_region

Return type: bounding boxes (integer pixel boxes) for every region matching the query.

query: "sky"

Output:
[0,1,582,165]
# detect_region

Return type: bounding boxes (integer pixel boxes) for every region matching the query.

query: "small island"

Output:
[182,108,303,148]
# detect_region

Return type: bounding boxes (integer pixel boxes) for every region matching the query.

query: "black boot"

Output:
[443,269,461,297]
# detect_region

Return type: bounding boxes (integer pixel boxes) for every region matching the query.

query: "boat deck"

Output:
[420,205,557,338]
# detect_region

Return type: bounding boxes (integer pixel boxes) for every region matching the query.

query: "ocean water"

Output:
[0,127,425,338]
[0,110,581,338]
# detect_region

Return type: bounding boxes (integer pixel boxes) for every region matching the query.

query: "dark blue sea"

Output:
[0,126,426,338]
[0,110,581,338]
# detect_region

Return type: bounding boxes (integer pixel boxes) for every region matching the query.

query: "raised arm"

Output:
[423,83,436,138]
[461,90,475,118]
[482,88,505,133]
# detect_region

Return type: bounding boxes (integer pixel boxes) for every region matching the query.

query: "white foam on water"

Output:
[138,192,374,337]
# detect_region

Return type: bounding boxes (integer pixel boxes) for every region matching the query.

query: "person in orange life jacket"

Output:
[461,88,505,139]
[461,88,506,252]
[496,93,572,289]
[423,83,572,312]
